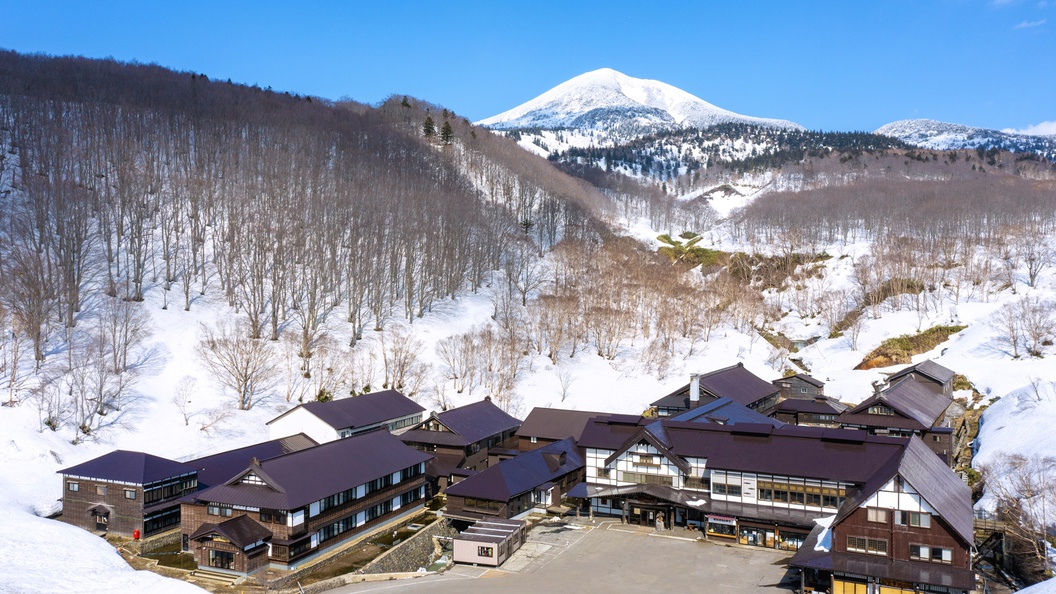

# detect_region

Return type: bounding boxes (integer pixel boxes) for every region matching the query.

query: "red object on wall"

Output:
[133,529,140,540]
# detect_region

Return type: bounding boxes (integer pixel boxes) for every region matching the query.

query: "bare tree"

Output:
[979,453,1056,582]
[171,376,197,426]
[196,320,279,410]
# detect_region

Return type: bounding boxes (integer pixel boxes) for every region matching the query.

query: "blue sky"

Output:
[2,0,1053,132]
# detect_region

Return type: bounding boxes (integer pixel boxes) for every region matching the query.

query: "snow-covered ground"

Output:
[2,181,1055,591]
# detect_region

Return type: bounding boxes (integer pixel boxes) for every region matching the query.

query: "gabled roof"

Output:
[401,398,521,447]
[579,417,908,485]
[668,397,784,427]
[888,359,956,386]
[775,373,825,388]
[514,408,606,442]
[266,389,425,431]
[773,398,847,415]
[604,427,692,474]
[59,450,196,485]
[444,438,583,502]
[191,429,432,511]
[839,380,951,429]
[832,436,973,545]
[651,364,779,409]
[187,434,317,489]
[189,515,272,549]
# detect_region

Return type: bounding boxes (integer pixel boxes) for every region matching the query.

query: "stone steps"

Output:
[189,568,239,586]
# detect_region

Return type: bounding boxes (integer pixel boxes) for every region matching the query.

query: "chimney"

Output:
[250,457,260,467]
[690,373,701,405]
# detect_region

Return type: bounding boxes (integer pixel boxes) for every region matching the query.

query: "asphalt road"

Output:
[328,520,798,594]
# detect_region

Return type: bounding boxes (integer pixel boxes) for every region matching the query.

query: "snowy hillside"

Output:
[477,68,803,134]
[876,118,1056,160]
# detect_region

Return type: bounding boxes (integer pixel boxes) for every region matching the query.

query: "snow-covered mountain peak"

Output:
[477,68,804,133]
[875,118,1056,160]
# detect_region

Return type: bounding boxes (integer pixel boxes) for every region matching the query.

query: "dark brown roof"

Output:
[402,398,521,447]
[888,359,956,386]
[775,373,825,388]
[192,429,432,511]
[839,380,951,430]
[515,408,606,442]
[773,398,847,415]
[579,417,908,485]
[59,451,196,485]
[187,434,317,489]
[444,438,583,502]
[832,436,973,544]
[652,364,779,409]
[267,389,425,431]
[189,515,272,549]
[668,397,783,426]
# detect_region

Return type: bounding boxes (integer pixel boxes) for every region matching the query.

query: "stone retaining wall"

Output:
[360,517,457,574]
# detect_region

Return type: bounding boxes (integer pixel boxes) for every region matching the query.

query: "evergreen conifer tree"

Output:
[440,120,454,145]
[422,116,436,139]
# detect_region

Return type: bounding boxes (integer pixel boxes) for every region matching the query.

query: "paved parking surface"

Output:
[328,520,798,594]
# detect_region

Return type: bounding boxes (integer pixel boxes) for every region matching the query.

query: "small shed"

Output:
[452,518,528,567]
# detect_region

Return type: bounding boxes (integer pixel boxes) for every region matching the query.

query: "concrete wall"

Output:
[268,408,338,443]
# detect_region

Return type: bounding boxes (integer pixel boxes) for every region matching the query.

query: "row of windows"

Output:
[144,478,197,504]
[319,487,357,514]
[847,536,888,555]
[620,471,673,487]
[207,504,233,517]
[910,543,954,563]
[144,508,180,535]
[712,483,742,496]
[866,508,932,528]
[848,536,952,563]
[758,488,842,509]
[400,464,423,482]
[401,488,422,507]
[462,497,503,511]
[365,499,393,522]
[259,509,287,524]
[67,482,140,500]
[318,514,357,544]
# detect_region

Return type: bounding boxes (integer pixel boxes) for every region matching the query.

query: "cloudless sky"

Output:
[2,0,1053,132]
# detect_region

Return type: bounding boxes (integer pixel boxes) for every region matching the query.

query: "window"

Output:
[930,546,953,564]
[620,471,673,487]
[530,436,538,443]
[96,485,108,496]
[260,510,287,524]
[910,544,930,560]
[868,405,893,416]
[896,511,931,528]
[933,435,942,442]
[634,454,659,467]
[847,536,887,555]
[124,489,137,500]
[801,387,808,393]
[712,483,742,497]
[598,468,611,478]
[478,546,494,558]
[207,504,233,517]
[68,482,79,492]
[867,508,887,523]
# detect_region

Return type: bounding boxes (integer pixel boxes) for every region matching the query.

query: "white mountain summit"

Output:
[477,68,803,133]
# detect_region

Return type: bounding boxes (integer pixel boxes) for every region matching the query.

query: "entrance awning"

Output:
[87,505,110,516]
[706,515,737,526]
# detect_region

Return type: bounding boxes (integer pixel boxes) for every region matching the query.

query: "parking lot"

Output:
[329,520,799,594]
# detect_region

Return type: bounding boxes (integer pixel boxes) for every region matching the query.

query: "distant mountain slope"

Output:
[876,118,1056,161]
[477,68,803,134]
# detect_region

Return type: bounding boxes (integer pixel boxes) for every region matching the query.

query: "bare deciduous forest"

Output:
[1,50,1055,446]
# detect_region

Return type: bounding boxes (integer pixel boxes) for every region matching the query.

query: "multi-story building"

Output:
[569,414,974,593]
[180,429,431,575]
[265,389,425,443]
[58,451,198,539]
[399,397,521,486]
[651,364,781,417]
